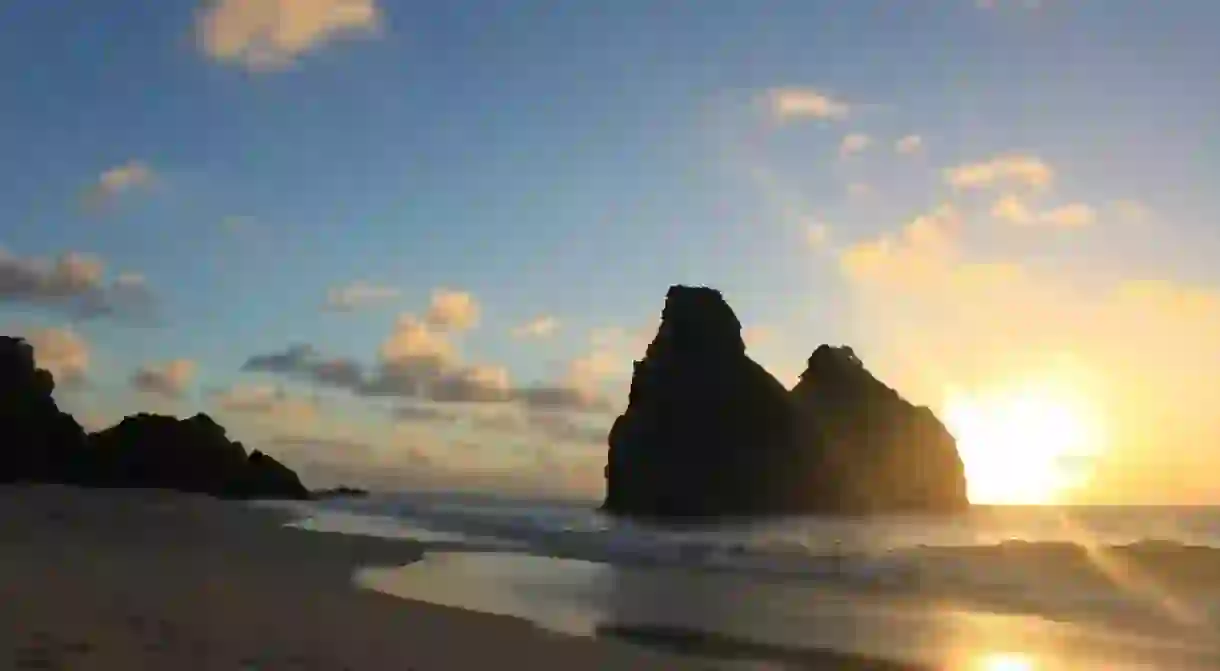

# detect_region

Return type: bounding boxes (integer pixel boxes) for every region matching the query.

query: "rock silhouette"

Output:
[0,337,89,484]
[603,286,968,519]
[791,345,968,513]
[311,485,370,499]
[0,336,308,500]
[604,286,797,517]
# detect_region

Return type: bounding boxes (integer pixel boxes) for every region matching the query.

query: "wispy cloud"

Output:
[131,359,197,398]
[512,315,559,339]
[197,0,381,71]
[895,135,924,154]
[324,281,400,312]
[212,384,318,420]
[1039,203,1096,228]
[945,154,1054,191]
[82,161,154,209]
[766,87,851,121]
[992,195,1095,228]
[839,133,872,158]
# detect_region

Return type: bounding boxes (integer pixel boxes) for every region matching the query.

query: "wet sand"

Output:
[0,485,928,670]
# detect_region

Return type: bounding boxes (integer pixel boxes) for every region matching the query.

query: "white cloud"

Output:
[766,87,851,121]
[380,313,456,367]
[945,154,1054,191]
[895,135,924,154]
[324,281,399,312]
[197,0,381,71]
[839,133,872,158]
[425,288,480,331]
[131,359,197,398]
[512,316,559,339]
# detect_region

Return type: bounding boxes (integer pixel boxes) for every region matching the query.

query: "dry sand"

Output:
[0,485,767,671]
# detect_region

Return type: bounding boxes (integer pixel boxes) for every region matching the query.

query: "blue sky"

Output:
[2,0,1219,502]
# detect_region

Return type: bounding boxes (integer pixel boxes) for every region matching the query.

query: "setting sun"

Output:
[944,376,1104,505]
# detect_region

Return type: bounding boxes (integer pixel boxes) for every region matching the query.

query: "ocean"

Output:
[276,491,1220,669]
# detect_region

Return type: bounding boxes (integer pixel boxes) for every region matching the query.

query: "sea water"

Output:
[281,491,1220,669]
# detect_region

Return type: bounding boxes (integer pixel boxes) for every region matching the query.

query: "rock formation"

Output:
[89,414,308,499]
[604,286,798,517]
[0,337,89,484]
[791,345,967,513]
[602,286,968,519]
[310,485,370,499]
[0,335,309,500]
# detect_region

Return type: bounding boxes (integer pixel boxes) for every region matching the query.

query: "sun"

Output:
[943,376,1103,505]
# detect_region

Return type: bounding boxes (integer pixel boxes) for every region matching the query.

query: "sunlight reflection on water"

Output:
[357,551,1220,670]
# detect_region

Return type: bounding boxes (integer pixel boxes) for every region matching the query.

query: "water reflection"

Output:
[358,551,1220,670]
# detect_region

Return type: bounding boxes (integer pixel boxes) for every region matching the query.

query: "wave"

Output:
[291,494,1220,597]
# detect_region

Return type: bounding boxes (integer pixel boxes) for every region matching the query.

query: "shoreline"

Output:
[0,484,932,670]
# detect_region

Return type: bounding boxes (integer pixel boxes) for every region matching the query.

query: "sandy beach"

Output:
[0,485,783,671]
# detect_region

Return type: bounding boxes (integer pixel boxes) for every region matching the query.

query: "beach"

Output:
[9,485,1220,670]
[0,485,770,671]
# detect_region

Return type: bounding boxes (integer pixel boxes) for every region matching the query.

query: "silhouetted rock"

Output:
[791,345,967,513]
[604,286,798,517]
[602,287,968,519]
[0,335,308,500]
[88,414,307,499]
[0,337,89,484]
[310,485,369,500]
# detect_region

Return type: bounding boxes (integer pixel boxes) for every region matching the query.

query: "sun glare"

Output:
[944,376,1103,505]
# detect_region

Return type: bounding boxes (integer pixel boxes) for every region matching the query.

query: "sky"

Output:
[2,0,1218,503]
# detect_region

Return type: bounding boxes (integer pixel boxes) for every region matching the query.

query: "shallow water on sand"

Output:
[281,493,1220,668]
[359,551,1220,671]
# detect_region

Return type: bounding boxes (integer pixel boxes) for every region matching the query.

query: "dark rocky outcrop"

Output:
[791,345,967,513]
[602,286,968,519]
[0,337,90,484]
[0,335,309,500]
[603,287,797,517]
[310,485,370,500]
[89,414,308,499]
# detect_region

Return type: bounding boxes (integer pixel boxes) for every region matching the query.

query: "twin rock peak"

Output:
[603,284,968,519]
